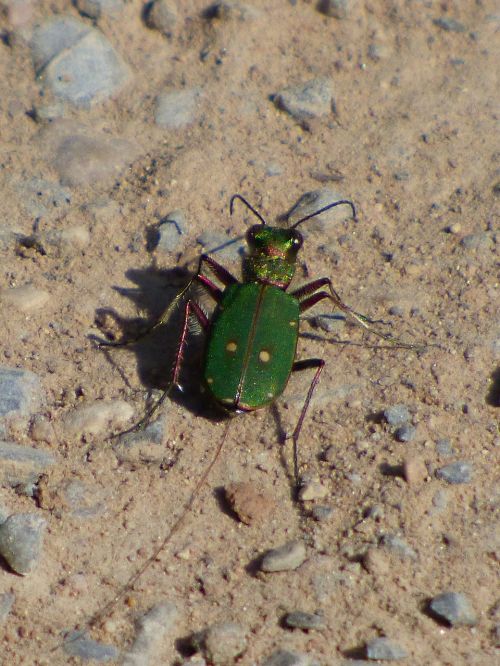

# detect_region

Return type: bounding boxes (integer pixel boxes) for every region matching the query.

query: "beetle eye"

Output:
[291,232,303,249]
[246,225,261,245]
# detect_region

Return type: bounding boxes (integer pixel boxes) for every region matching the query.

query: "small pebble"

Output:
[429,592,477,627]
[196,231,244,262]
[49,129,140,187]
[0,285,50,312]
[156,210,187,253]
[366,637,408,660]
[311,505,333,522]
[283,611,326,631]
[312,313,345,334]
[395,424,416,443]
[225,481,274,525]
[285,188,349,233]
[380,534,417,561]
[317,0,348,19]
[435,461,473,484]
[384,404,411,427]
[435,438,453,456]
[122,602,178,666]
[34,21,131,107]
[299,479,328,501]
[0,366,42,422]
[273,78,334,125]
[144,0,178,36]
[63,632,120,661]
[204,2,258,22]
[113,418,168,464]
[192,622,247,666]
[460,233,492,250]
[62,400,134,438]
[403,456,427,485]
[362,547,390,576]
[75,0,123,20]
[433,17,466,32]
[260,540,307,572]
[0,592,15,623]
[155,88,201,129]
[0,441,56,488]
[0,513,47,575]
[262,650,320,666]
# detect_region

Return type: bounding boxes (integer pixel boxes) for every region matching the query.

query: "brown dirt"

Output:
[0,1,498,665]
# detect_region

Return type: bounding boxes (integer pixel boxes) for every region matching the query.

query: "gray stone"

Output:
[261,650,320,666]
[123,602,178,666]
[75,0,123,20]
[380,534,417,561]
[13,177,72,218]
[285,188,352,233]
[283,611,326,630]
[395,424,416,442]
[384,404,411,427]
[193,622,247,666]
[317,0,348,19]
[0,592,15,623]
[196,231,244,262]
[433,17,466,32]
[155,88,202,129]
[113,417,168,464]
[0,513,47,575]
[156,210,187,252]
[31,16,90,73]
[366,637,408,660]
[460,233,492,250]
[49,129,140,187]
[62,400,134,438]
[311,505,333,522]
[63,632,120,661]
[0,441,56,488]
[0,367,42,423]
[429,592,477,627]
[145,0,178,35]
[435,438,453,456]
[273,78,334,125]
[435,461,473,484]
[44,30,131,107]
[260,540,307,572]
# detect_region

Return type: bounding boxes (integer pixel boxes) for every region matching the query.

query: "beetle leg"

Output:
[121,299,209,434]
[99,254,235,349]
[298,279,424,350]
[289,358,325,490]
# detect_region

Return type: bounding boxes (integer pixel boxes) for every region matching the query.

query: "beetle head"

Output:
[243,224,303,287]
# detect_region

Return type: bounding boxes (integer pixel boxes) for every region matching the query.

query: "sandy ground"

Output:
[0,1,498,664]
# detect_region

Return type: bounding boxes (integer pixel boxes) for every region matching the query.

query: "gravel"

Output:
[383,404,411,427]
[366,637,408,660]
[283,610,326,631]
[429,592,477,627]
[273,78,334,126]
[0,513,47,575]
[260,540,307,572]
[192,622,247,665]
[435,461,473,484]
[63,631,120,661]
[122,602,178,666]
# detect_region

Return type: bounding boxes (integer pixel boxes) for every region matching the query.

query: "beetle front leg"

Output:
[289,358,325,491]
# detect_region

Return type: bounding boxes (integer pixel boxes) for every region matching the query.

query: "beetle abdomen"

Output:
[203,282,299,410]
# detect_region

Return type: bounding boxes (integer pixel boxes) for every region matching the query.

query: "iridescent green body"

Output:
[203,282,300,410]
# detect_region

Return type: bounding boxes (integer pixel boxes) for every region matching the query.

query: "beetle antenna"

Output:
[230,194,268,225]
[291,199,357,228]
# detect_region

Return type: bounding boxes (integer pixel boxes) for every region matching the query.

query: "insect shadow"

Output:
[92,263,223,422]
